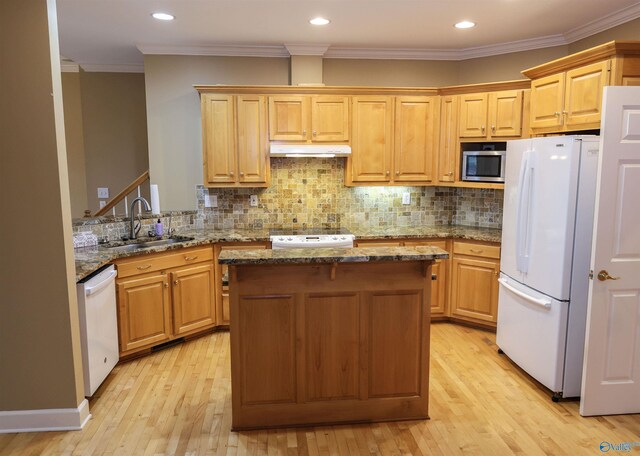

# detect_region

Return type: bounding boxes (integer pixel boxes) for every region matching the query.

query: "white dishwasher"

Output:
[76,264,119,397]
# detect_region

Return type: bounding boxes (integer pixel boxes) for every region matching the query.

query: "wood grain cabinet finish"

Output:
[201,94,269,188]
[349,96,439,185]
[268,95,349,142]
[229,261,431,430]
[459,90,523,139]
[437,95,459,183]
[115,246,217,357]
[450,241,500,328]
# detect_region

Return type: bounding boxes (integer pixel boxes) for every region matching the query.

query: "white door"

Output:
[580,87,640,416]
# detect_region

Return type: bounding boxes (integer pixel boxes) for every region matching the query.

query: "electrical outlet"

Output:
[99,201,107,209]
[402,192,411,205]
[97,187,109,199]
[204,194,218,208]
[250,195,258,207]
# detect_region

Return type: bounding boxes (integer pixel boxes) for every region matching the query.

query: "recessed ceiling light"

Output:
[152,12,175,21]
[455,20,475,29]
[309,17,330,26]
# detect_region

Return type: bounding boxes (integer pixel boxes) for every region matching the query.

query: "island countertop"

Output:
[218,245,449,265]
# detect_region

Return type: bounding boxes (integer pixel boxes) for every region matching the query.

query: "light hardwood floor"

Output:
[1,323,638,455]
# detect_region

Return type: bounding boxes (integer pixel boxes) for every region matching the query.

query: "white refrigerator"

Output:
[496,136,600,400]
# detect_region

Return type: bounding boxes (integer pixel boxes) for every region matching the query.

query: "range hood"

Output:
[270,144,351,158]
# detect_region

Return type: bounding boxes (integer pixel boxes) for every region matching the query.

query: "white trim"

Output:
[137,44,290,58]
[456,35,568,60]
[324,46,460,61]
[80,63,144,73]
[0,399,91,433]
[61,62,79,72]
[284,43,330,56]
[564,3,640,43]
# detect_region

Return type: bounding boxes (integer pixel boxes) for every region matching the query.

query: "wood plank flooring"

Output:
[1,323,638,455]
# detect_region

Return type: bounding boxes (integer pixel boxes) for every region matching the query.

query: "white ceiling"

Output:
[56,0,640,72]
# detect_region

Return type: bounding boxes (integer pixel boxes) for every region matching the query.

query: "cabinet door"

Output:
[237,95,268,184]
[437,95,459,183]
[450,257,499,324]
[459,93,488,138]
[394,96,438,183]
[488,90,522,137]
[311,96,349,141]
[404,240,448,319]
[171,263,216,336]
[530,73,565,129]
[268,96,308,141]
[351,96,394,183]
[565,60,610,128]
[201,94,236,185]
[117,273,171,354]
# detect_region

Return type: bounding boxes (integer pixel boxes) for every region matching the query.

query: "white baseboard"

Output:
[0,399,91,433]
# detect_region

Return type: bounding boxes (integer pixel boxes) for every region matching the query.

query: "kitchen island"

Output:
[218,246,448,430]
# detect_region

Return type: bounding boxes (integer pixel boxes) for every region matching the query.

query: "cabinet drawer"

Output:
[453,241,500,259]
[116,246,213,278]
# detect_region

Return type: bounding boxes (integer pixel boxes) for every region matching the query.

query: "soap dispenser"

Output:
[155,219,164,237]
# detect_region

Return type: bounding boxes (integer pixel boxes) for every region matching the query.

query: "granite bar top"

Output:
[74,224,500,282]
[218,246,449,265]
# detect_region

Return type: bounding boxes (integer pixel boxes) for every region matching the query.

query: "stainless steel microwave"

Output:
[461,150,506,183]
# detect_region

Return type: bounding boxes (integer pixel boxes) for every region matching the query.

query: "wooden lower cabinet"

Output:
[450,241,500,328]
[117,273,172,353]
[115,246,216,357]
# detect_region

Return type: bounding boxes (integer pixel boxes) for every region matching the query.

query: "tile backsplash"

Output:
[196,158,503,230]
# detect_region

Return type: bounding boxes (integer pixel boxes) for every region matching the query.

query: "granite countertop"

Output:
[218,246,449,265]
[74,224,501,282]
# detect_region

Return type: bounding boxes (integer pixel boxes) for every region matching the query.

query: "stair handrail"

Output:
[92,170,150,217]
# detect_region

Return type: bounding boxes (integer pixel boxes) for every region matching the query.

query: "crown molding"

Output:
[456,34,568,60]
[137,44,289,58]
[324,47,460,60]
[80,63,144,73]
[61,62,80,72]
[564,3,640,44]
[284,44,330,56]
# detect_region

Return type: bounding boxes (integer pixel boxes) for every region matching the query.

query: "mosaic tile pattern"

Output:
[197,158,503,230]
[72,213,195,242]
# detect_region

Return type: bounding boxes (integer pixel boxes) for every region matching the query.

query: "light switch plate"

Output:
[204,194,217,208]
[99,201,107,209]
[250,195,258,207]
[97,187,109,199]
[402,192,411,205]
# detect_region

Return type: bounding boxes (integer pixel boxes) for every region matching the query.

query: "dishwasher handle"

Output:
[85,269,118,297]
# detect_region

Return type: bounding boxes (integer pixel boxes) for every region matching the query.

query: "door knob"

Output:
[597,270,620,281]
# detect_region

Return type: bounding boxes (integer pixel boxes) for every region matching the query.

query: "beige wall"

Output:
[79,71,149,214]
[457,46,569,84]
[324,58,459,87]
[0,0,84,411]
[569,17,640,53]
[144,55,290,210]
[62,72,89,218]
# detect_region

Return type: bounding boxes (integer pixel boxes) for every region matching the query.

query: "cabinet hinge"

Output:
[589,270,594,280]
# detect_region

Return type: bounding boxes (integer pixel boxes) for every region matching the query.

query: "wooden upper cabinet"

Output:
[311,96,350,141]
[268,96,308,141]
[394,96,439,183]
[268,95,349,142]
[201,94,236,185]
[530,73,565,129]
[237,95,268,184]
[201,94,269,187]
[438,95,459,183]
[565,60,609,127]
[459,93,488,138]
[489,90,523,137]
[460,91,523,139]
[350,96,394,183]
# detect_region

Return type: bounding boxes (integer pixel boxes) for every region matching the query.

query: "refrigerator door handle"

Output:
[515,151,532,273]
[498,277,551,309]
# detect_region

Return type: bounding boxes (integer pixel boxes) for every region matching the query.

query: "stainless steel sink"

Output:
[104,236,195,252]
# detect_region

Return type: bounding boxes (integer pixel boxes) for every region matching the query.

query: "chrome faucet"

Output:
[129,197,151,239]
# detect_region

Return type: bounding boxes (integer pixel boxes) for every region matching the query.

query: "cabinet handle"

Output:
[137,264,152,270]
[313,130,317,136]
[239,172,244,176]
[164,282,169,288]
[469,248,484,254]
[396,171,399,175]
[554,111,560,116]
[481,125,485,133]
[448,172,454,176]
[562,110,568,115]
[184,255,199,261]
[230,171,234,176]
[491,125,495,133]
[386,170,390,175]
[174,280,179,285]
[303,130,307,137]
